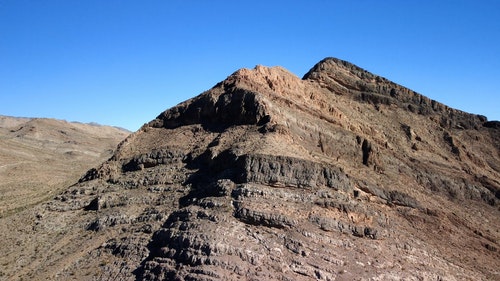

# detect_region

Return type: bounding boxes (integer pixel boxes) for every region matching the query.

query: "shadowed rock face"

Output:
[5,58,499,280]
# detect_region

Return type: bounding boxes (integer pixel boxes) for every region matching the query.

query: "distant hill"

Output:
[1,58,499,280]
[0,116,129,217]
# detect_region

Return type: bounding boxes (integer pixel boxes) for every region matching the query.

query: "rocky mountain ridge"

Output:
[2,58,499,280]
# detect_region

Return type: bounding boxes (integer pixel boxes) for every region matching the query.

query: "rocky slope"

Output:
[2,58,499,280]
[0,116,129,279]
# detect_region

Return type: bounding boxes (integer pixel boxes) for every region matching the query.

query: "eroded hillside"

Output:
[0,116,129,217]
[1,58,499,280]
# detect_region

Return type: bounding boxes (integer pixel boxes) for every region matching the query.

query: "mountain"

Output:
[1,58,498,280]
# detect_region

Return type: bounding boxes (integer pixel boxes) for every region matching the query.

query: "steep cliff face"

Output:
[4,58,499,280]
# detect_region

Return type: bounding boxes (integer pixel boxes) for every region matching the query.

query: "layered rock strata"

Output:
[5,58,499,280]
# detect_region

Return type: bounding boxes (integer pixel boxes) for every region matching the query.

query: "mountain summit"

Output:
[4,58,499,280]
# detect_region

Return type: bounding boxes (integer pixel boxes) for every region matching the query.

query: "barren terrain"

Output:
[0,58,499,280]
[0,116,129,280]
[0,116,129,217]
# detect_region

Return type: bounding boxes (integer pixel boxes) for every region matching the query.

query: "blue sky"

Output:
[1,0,499,131]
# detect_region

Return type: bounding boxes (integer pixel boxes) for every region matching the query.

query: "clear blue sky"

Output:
[1,0,499,131]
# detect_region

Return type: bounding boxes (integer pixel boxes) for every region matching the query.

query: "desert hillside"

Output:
[0,58,499,281]
[0,116,129,217]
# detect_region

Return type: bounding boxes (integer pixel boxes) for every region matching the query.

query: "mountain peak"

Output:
[304,57,488,130]
[146,64,307,132]
[221,64,305,99]
[303,57,371,80]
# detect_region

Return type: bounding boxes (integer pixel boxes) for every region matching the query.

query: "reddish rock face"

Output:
[4,58,499,280]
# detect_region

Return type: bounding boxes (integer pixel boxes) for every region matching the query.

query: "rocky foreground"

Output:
[2,58,499,280]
